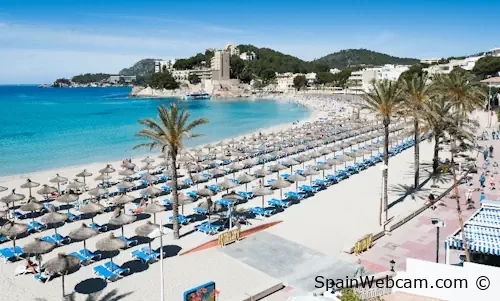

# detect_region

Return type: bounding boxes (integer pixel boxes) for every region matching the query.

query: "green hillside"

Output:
[119,58,157,77]
[314,49,419,69]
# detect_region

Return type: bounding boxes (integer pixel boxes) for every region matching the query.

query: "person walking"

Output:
[353,259,365,278]
[480,173,486,188]
[490,175,496,190]
[480,191,486,203]
[484,149,489,161]
[490,145,494,157]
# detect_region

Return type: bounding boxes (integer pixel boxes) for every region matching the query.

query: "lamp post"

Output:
[390,260,395,272]
[431,218,445,263]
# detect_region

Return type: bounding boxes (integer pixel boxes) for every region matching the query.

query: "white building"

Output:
[240,52,256,61]
[346,64,409,92]
[305,72,317,84]
[379,64,409,81]
[425,55,484,75]
[276,72,295,92]
[224,43,240,57]
[420,58,441,64]
[154,59,176,73]
[489,48,500,57]
[329,68,341,74]
[171,69,212,81]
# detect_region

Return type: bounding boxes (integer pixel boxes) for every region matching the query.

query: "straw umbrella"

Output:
[55,193,78,213]
[177,193,194,215]
[219,178,238,193]
[141,156,156,164]
[118,169,136,178]
[315,163,330,180]
[68,223,99,252]
[66,180,86,192]
[78,202,105,225]
[121,161,136,170]
[287,173,306,191]
[270,179,291,200]
[43,253,80,297]
[294,154,310,169]
[20,179,40,198]
[96,233,126,272]
[99,164,116,175]
[197,186,214,198]
[326,158,345,172]
[41,206,68,238]
[269,163,287,176]
[252,186,273,208]
[0,186,7,193]
[140,186,162,200]
[0,189,25,210]
[88,187,109,199]
[37,185,57,200]
[237,173,256,192]
[191,174,208,189]
[221,191,245,229]
[227,162,244,178]
[135,221,160,255]
[209,168,226,182]
[50,174,68,193]
[111,194,136,206]
[143,202,165,223]
[23,237,56,275]
[20,198,44,225]
[0,221,28,249]
[282,158,299,173]
[116,181,135,191]
[108,208,137,238]
[141,173,159,185]
[303,168,319,184]
[254,167,271,178]
[95,174,112,184]
[76,169,93,185]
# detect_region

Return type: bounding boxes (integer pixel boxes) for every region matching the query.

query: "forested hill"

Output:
[119,58,157,77]
[314,49,419,69]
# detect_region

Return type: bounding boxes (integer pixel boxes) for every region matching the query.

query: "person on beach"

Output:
[24,259,37,274]
[490,145,494,157]
[480,191,486,203]
[484,149,489,160]
[490,175,496,190]
[480,174,486,188]
[353,259,365,277]
[133,198,147,214]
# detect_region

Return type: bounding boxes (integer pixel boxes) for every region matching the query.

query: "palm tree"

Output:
[134,104,209,239]
[401,73,433,189]
[362,79,405,225]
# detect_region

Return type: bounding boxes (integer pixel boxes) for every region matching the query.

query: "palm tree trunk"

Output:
[170,152,180,240]
[433,135,440,173]
[450,154,471,262]
[383,119,390,224]
[414,119,420,189]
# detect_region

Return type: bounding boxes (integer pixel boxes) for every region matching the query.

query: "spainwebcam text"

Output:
[314,275,475,290]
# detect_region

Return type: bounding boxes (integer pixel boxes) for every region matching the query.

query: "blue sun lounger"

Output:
[41,234,71,245]
[11,210,29,220]
[28,221,47,232]
[104,261,130,276]
[238,191,254,199]
[159,199,172,207]
[195,222,222,235]
[34,272,55,283]
[0,246,23,263]
[267,198,292,208]
[89,223,107,232]
[168,214,192,225]
[117,236,138,247]
[64,212,80,222]
[193,207,209,215]
[207,184,222,192]
[160,185,172,193]
[131,249,158,264]
[249,207,274,218]
[70,249,101,265]
[284,191,306,200]
[187,191,198,199]
[93,265,121,282]
[0,235,8,243]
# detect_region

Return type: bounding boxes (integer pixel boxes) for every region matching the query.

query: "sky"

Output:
[1,0,499,84]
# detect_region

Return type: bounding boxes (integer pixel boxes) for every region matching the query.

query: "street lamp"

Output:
[431,218,445,263]
[390,260,395,272]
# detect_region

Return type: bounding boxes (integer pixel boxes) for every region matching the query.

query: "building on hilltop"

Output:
[225,43,240,57]
[329,68,341,74]
[240,51,256,61]
[424,55,484,75]
[488,48,500,56]
[346,64,409,93]
[420,58,442,64]
[211,50,231,81]
[107,75,137,83]
[154,59,176,73]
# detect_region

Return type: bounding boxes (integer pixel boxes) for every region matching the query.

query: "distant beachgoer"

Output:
[465,189,473,203]
[484,150,489,160]
[490,145,494,157]
[480,174,486,188]
[353,259,365,277]
[480,191,486,203]
[25,259,37,274]
[490,175,496,190]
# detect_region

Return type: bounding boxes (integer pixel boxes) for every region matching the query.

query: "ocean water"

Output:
[0,86,309,176]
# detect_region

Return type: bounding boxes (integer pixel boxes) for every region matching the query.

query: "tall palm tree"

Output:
[401,73,432,189]
[362,79,405,225]
[134,104,209,239]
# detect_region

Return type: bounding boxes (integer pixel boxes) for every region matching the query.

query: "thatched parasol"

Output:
[20,198,44,225]
[111,194,136,205]
[78,201,105,224]
[143,202,165,223]
[37,185,57,199]
[23,237,56,275]
[95,233,126,271]
[50,174,68,193]
[43,253,80,296]
[20,179,40,198]
[66,180,86,191]
[252,186,273,208]
[99,165,116,175]
[135,221,160,254]
[108,208,137,238]
[219,178,238,192]
[88,187,109,197]
[76,169,93,184]
[68,223,99,251]
[253,167,271,178]
[0,221,28,249]
[197,186,214,198]
[270,179,291,200]
[116,181,135,190]
[237,173,256,192]
[287,173,307,191]
[0,189,25,207]
[118,169,136,177]
[41,206,68,237]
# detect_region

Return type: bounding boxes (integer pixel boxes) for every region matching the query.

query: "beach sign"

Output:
[353,234,373,255]
[184,281,219,301]
[218,228,240,247]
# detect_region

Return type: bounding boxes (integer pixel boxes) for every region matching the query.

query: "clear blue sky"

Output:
[1,0,499,84]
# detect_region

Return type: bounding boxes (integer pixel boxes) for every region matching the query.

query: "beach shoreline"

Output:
[0,94,347,185]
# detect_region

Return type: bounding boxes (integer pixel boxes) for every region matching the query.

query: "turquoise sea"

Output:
[0,86,309,176]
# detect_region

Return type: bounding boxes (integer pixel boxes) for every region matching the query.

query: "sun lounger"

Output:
[34,271,55,283]
[193,207,209,215]
[64,212,80,222]
[160,185,172,192]
[70,249,101,265]
[12,210,29,219]
[0,246,23,263]
[249,207,274,218]
[117,236,138,247]
[268,198,292,208]
[194,222,219,235]
[187,191,198,199]
[284,191,305,200]
[41,234,71,245]
[238,191,253,199]
[28,220,47,232]
[207,184,222,192]
[281,173,291,180]
[168,214,192,225]
[89,222,107,232]
[0,235,8,243]
[93,265,121,282]
[131,248,162,264]
[159,199,172,207]
[104,261,130,276]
